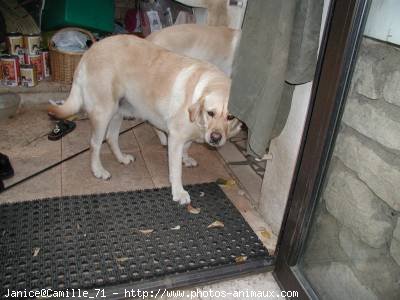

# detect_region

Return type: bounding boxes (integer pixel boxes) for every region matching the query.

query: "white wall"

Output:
[258,0,331,235]
[364,0,400,45]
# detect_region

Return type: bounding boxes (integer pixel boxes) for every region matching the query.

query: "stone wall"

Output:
[312,37,400,298]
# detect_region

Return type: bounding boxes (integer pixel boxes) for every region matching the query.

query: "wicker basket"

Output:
[49,27,96,84]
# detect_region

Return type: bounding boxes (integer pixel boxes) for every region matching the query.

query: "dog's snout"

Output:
[210,132,222,144]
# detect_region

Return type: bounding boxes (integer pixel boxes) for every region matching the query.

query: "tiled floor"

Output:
[0,103,280,295]
[157,272,282,300]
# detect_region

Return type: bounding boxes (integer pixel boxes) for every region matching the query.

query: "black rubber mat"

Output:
[0,183,270,297]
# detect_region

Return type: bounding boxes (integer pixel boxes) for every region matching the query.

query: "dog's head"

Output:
[188,79,241,147]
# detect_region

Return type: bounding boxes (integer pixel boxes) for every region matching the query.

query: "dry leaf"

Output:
[138,229,154,235]
[216,178,227,185]
[207,220,224,229]
[225,179,236,187]
[116,257,129,263]
[33,247,40,257]
[235,255,248,263]
[216,178,236,187]
[171,225,181,230]
[200,192,205,197]
[187,204,201,214]
[238,189,246,196]
[260,230,271,239]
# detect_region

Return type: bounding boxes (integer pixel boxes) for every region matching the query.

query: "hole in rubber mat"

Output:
[0,183,271,295]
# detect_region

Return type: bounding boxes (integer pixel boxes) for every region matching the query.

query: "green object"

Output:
[41,0,114,33]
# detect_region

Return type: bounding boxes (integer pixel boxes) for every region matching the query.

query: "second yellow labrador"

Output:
[147,24,241,76]
[48,35,234,204]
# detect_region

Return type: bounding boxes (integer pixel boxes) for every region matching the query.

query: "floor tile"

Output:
[145,144,232,188]
[0,104,61,186]
[61,119,141,158]
[230,164,263,203]
[199,272,281,299]
[0,166,61,204]
[61,150,154,196]
[133,122,166,152]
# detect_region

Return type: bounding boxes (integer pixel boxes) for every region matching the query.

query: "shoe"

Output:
[48,120,76,141]
[0,153,14,180]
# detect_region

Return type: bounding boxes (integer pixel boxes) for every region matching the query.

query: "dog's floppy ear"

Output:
[188,97,204,123]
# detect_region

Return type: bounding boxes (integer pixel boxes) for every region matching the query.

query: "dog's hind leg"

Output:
[106,112,135,165]
[182,141,198,168]
[90,111,114,180]
[154,128,168,146]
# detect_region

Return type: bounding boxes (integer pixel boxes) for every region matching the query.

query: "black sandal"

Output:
[48,120,76,141]
[0,153,14,180]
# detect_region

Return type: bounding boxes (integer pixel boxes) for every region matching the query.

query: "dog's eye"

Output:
[227,114,235,121]
[207,111,215,117]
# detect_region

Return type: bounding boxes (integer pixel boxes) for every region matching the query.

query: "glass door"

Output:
[275,0,400,298]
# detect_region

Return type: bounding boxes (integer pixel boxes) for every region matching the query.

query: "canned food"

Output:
[20,64,38,87]
[17,50,25,65]
[1,55,21,86]
[41,50,50,78]
[24,34,41,55]
[26,54,43,81]
[6,32,24,56]
[0,62,3,83]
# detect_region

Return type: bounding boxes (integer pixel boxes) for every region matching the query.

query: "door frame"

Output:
[273,0,371,298]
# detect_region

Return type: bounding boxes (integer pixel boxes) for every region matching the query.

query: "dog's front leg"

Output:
[168,134,191,204]
[182,141,198,167]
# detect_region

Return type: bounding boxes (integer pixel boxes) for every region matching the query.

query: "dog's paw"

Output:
[119,154,135,165]
[173,190,191,205]
[183,156,198,168]
[159,136,168,146]
[92,167,111,180]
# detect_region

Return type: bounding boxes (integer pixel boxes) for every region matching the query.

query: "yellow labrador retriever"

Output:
[147,24,242,147]
[48,35,234,204]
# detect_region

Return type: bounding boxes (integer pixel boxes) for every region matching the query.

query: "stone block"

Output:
[302,211,347,265]
[304,262,378,300]
[354,54,381,99]
[383,70,400,107]
[342,96,400,151]
[324,160,393,248]
[334,127,400,211]
[339,226,400,298]
[339,227,387,262]
[391,218,400,265]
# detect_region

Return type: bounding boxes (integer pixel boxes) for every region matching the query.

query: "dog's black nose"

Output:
[210,132,222,144]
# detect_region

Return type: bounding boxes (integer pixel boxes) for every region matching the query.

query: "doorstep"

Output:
[0,79,71,106]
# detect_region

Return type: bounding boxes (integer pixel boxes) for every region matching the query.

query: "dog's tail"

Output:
[47,83,83,119]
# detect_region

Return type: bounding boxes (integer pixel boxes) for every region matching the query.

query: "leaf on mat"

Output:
[200,192,205,197]
[138,229,154,235]
[216,178,227,185]
[235,255,248,263]
[33,247,40,257]
[216,178,236,187]
[171,225,181,230]
[238,189,246,196]
[260,230,271,239]
[76,223,81,230]
[116,257,129,263]
[207,220,224,229]
[187,204,201,214]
